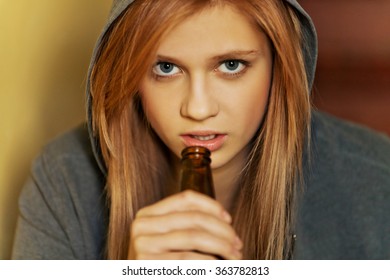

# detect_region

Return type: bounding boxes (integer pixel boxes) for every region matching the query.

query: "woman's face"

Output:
[140,5,273,170]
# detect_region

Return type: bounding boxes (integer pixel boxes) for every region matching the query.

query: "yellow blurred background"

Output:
[0,0,112,259]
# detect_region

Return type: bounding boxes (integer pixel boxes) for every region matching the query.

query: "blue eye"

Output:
[153,62,180,77]
[218,60,246,74]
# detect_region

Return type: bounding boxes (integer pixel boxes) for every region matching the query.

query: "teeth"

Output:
[192,135,217,141]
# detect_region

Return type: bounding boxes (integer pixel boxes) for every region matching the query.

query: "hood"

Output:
[86,0,318,174]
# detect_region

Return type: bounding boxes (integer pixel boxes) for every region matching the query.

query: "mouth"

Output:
[181,132,227,152]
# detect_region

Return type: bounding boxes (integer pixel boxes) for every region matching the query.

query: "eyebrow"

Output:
[212,50,262,61]
[155,49,262,65]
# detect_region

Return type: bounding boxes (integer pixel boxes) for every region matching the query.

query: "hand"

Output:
[128,190,243,260]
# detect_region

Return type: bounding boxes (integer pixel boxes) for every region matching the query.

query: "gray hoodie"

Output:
[12,0,390,259]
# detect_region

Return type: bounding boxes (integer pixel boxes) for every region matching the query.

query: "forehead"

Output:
[155,5,269,58]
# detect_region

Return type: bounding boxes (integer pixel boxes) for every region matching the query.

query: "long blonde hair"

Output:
[90,0,310,259]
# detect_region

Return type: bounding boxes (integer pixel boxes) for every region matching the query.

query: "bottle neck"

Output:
[179,146,215,198]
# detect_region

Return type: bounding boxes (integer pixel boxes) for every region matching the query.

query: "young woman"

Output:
[12,0,390,260]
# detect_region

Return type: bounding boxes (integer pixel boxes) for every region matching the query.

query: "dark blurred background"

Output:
[300,0,390,136]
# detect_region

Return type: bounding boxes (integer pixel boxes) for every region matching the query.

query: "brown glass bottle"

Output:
[179,146,215,199]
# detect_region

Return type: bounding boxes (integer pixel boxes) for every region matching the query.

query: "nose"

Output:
[180,74,219,121]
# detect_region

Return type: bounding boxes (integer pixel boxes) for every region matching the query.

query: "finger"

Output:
[136,190,232,223]
[136,251,217,260]
[132,211,241,249]
[134,230,242,260]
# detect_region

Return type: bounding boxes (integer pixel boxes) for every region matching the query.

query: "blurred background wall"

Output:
[301,0,390,135]
[0,0,389,259]
[0,0,112,259]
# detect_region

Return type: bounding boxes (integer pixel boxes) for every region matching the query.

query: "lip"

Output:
[180,131,227,152]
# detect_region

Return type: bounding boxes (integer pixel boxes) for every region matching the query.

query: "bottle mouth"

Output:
[181,146,211,157]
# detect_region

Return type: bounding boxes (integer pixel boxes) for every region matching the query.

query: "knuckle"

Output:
[184,229,202,244]
[132,235,146,252]
[130,218,143,237]
[191,212,204,222]
[135,208,146,218]
[185,229,198,239]
[179,189,196,200]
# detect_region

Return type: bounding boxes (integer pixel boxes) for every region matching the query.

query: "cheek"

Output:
[140,79,181,118]
[140,82,163,122]
[142,96,169,130]
[242,97,268,137]
[139,84,181,142]
[233,78,270,130]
